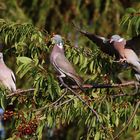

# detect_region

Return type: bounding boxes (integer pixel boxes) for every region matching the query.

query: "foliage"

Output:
[120,8,140,36]
[0,0,140,140]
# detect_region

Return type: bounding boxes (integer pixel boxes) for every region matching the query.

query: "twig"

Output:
[59,77,99,121]
[111,92,140,98]
[51,89,68,105]
[7,88,35,97]
[131,13,140,16]
[54,98,73,108]
[114,100,140,139]
[71,81,139,89]
[34,89,69,112]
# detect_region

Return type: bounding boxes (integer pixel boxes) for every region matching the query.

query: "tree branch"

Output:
[131,12,140,16]
[6,81,140,98]
[114,100,140,139]
[34,89,70,112]
[59,77,99,121]
[7,88,35,97]
[111,92,140,98]
[54,98,73,108]
[71,81,139,89]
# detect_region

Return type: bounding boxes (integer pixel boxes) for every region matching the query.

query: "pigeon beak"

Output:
[110,39,113,43]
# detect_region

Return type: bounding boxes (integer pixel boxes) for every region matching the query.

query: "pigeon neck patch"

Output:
[57,43,63,49]
[118,38,124,42]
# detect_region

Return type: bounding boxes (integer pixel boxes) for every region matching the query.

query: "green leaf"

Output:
[92,91,98,98]
[126,8,136,14]
[73,55,79,65]
[5,34,8,44]
[19,64,32,78]
[127,19,132,34]
[47,115,53,127]
[1,94,6,110]
[37,123,44,140]
[90,61,94,73]
[120,15,130,27]
[73,98,78,108]
[94,132,100,140]
[79,54,84,65]
[16,64,24,74]
[115,116,119,127]
[135,17,140,35]
[80,57,88,70]
[17,57,32,64]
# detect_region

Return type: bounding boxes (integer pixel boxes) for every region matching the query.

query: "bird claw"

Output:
[119,58,127,63]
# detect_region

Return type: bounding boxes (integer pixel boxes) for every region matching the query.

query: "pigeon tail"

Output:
[132,61,140,74]
[69,74,85,92]
[132,61,140,82]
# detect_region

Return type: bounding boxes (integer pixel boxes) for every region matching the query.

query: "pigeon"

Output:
[0,53,16,92]
[110,35,126,62]
[50,34,99,120]
[73,24,140,81]
[50,34,83,88]
[110,35,140,81]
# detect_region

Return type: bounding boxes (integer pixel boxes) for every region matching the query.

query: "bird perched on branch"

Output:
[50,34,83,88]
[50,34,99,120]
[110,35,140,81]
[73,23,140,81]
[0,52,16,92]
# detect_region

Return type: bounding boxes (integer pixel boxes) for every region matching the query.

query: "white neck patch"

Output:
[57,42,63,49]
[118,38,124,42]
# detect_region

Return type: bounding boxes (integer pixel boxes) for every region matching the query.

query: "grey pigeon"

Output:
[0,53,16,92]
[50,34,83,88]
[74,24,140,81]
[110,35,140,81]
[110,35,126,62]
[74,23,140,58]
[50,35,100,120]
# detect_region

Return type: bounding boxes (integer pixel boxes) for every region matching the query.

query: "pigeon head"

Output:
[110,35,125,43]
[51,34,64,49]
[0,53,3,60]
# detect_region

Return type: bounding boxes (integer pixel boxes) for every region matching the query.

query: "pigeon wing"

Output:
[74,26,119,58]
[53,53,83,84]
[11,70,16,83]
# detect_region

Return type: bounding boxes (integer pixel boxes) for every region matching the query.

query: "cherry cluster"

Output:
[3,110,14,121]
[17,119,38,137]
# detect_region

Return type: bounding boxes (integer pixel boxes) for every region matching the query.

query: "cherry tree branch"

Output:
[7,88,35,97]
[114,100,140,139]
[58,77,99,121]
[34,89,69,112]
[71,81,139,89]
[6,81,140,98]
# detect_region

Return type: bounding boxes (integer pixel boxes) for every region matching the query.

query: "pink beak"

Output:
[110,39,113,43]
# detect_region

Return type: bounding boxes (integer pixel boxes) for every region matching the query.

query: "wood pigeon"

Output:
[110,35,140,81]
[110,35,126,62]
[0,53,16,92]
[74,25,140,81]
[50,35,100,120]
[50,34,83,88]
[73,24,140,57]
